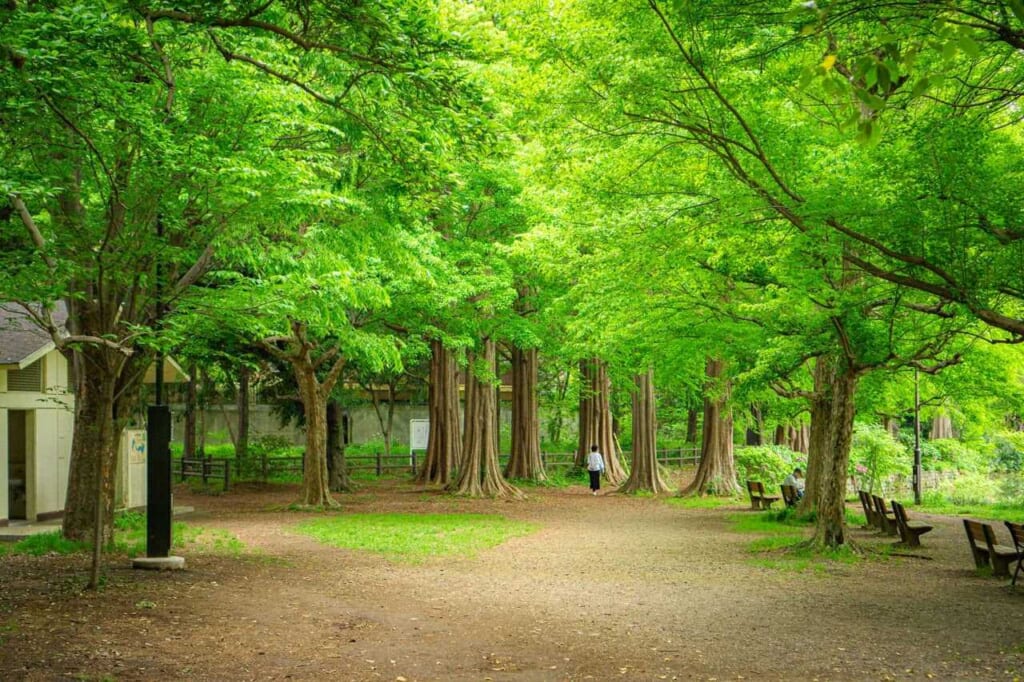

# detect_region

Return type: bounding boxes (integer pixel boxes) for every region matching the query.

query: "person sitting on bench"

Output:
[782,468,805,500]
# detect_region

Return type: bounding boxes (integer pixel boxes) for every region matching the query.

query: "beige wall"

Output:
[0,350,74,521]
[0,408,8,523]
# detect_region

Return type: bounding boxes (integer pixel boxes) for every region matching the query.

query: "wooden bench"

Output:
[746,480,780,510]
[890,500,932,547]
[857,490,879,530]
[1005,522,1024,586]
[780,484,799,508]
[870,494,898,536]
[963,519,1021,577]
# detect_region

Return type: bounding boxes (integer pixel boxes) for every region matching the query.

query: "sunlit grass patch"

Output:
[0,531,88,557]
[293,513,538,562]
[666,495,743,510]
[916,501,1024,524]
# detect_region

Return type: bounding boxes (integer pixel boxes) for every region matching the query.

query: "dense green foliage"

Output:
[2,1,1024,548]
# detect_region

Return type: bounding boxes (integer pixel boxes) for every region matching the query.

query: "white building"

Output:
[0,304,73,524]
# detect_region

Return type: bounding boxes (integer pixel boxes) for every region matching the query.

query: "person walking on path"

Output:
[587,445,605,495]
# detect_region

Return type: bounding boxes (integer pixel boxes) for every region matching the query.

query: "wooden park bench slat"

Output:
[745,480,780,510]
[870,494,898,536]
[858,490,880,530]
[1004,522,1024,586]
[963,519,1021,577]
[780,484,799,508]
[890,500,932,547]
[963,519,991,569]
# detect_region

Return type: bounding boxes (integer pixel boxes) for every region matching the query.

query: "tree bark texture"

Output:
[416,340,461,486]
[327,399,349,492]
[808,367,860,548]
[294,364,335,506]
[790,425,809,454]
[930,413,954,440]
[575,359,626,483]
[265,321,346,508]
[619,370,670,494]
[236,365,250,461]
[505,347,546,481]
[685,408,699,444]
[745,405,765,445]
[798,356,835,515]
[62,345,126,543]
[451,339,522,498]
[682,357,740,496]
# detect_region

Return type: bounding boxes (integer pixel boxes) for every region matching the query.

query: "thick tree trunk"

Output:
[620,370,670,494]
[575,359,626,483]
[685,408,699,444]
[774,425,787,446]
[327,399,349,492]
[451,339,522,498]
[745,406,765,445]
[681,357,740,496]
[881,415,901,440]
[506,347,546,481]
[293,365,337,507]
[798,356,835,515]
[807,367,860,548]
[236,365,250,461]
[930,413,954,440]
[416,340,461,486]
[63,348,123,544]
[790,424,810,454]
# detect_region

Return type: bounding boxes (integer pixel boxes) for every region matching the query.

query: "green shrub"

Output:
[993,432,1024,473]
[928,439,991,474]
[932,472,1002,505]
[735,445,802,487]
[998,473,1024,505]
[249,435,295,458]
[849,423,908,492]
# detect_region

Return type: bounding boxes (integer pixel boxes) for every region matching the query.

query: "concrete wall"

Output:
[171,403,519,449]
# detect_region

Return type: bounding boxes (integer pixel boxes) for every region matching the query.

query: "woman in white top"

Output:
[586,445,605,495]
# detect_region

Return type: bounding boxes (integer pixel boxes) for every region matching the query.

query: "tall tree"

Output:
[505,346,546,481]
[682,358,740,496]
[417,339,462,486]
[576,359,626,484]
[619,370,670,494]
[451,338,523,498]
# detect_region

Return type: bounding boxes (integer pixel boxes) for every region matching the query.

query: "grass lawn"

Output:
[293,513,537,562]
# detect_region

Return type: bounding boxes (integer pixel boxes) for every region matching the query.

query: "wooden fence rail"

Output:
[177,447,701,486]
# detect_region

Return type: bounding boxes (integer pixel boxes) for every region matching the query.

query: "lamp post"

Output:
[134,217,183,570]
[913,368,922,505]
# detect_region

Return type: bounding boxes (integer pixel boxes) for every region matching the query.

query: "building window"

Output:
[8,359,42,392]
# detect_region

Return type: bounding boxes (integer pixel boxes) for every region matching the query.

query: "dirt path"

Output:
[3,480,1024,681]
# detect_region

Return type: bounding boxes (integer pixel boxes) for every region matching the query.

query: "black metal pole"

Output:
[913,368,922,505]
[146,216,173,558]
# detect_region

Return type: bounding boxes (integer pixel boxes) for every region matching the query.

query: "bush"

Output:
[930,472,1002,505]
[998,473,1024,505]
[849,424,908,493]
[928,439,990,474]
[249,435,294,458]
[993,432,1024,473]
[735,445,802,486]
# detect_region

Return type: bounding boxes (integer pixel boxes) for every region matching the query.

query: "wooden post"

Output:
[376,452,382,476]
